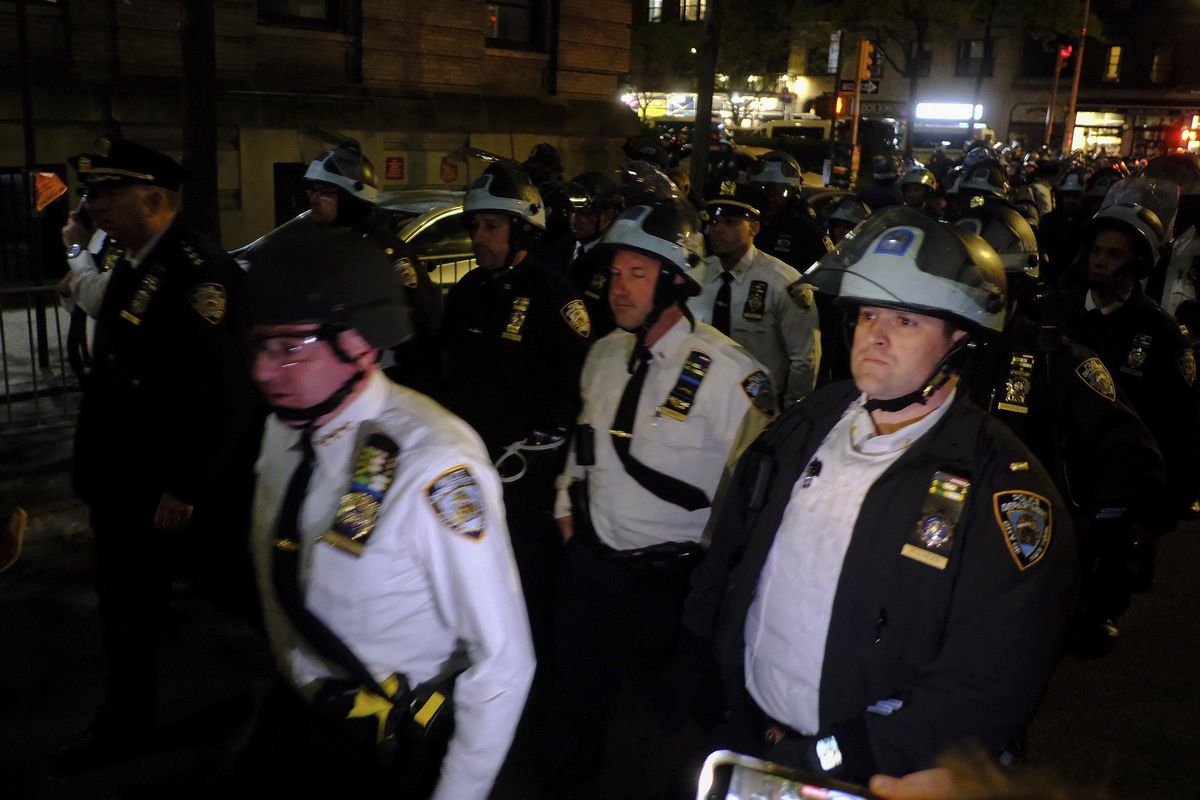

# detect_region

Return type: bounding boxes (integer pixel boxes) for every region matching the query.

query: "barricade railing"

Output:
[0,284,78,435]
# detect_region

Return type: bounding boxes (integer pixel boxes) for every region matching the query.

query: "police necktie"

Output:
[609,346,710,511]
[712,271,733,335]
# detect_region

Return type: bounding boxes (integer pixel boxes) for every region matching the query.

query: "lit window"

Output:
[1104,46,1122,81]
[1151,47,1172,84]
[680,0,707,22]
[648,0,663,23]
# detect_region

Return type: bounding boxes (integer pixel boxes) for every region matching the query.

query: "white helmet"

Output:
[464,162,547,230]
[304,141,380,204]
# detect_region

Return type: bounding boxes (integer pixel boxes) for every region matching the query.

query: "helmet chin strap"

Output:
[270,369,365,426]
[862,339,969,414]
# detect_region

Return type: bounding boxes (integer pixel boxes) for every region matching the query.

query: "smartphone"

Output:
[696,750,878,800]
[76,191,93,230]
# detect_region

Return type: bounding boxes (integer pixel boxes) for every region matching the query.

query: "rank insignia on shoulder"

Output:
[1179,349,1196,386]
[190,282,227,325]
[659,350,712,421]
[741,370,776,417]
[181,242,205,268]
[1076,357,1116,401]
[1121,333,1152,376]
[395,257,419,289]
[742,280,767,321]
[502,296,531,342]
[786,280,813,310]
[993,490,1053,571]
[425,466,486,540]
[561,299,591,338]
[319,433,400,556]
[900,471,970,570]
[585,272,607,300]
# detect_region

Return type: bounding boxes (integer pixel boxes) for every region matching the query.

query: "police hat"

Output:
[705,185,761,221]
[522,142,563,172]
[68,138,188,191]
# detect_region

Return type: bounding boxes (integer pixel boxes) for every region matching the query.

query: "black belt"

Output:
[595,538,702,573]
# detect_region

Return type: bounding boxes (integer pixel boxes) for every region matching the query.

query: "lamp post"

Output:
[1044,44,1071,148]
[1061,0,1092,154]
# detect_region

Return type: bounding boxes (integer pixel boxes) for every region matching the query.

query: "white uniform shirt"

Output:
[61,229,113,317]
[744,390,955,735]
[1161,226,1199,317]
[555,317,774,550]
[688,245,821,405]
[252,370,535,800]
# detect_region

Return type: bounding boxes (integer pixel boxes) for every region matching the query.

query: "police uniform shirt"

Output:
[689,245,821,405]
[62,228,115,317]
[555,318,775,551]
[1160,227,1199,317]
[252,370,535,800]
[744,390,956,735]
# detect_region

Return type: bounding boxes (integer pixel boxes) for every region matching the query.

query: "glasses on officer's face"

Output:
[248,335,324,368]
[306,184,338,200]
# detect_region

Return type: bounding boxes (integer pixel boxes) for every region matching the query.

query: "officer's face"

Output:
[84,184,153,243]
[1057,191,1083,216]
[707,215,759,257]
[1088,228,1136,291]
[902,185,930,208]
[466,212,513,270]
[827,221,854,244]
[307,183,339,225]
[850,307,963,402]
[249,324,364,423]
[570,209,602,241]
[609,249,663,330]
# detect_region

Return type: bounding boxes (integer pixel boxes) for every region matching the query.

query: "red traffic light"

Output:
[1058,45,1073,61]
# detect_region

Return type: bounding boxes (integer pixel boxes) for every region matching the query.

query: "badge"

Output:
[318,433,400,556]
[102,245,125,272]
[425,466,486,540]
[189,282,227,325]
[1180,349,1197,386]
[774,234,792,254]
[658,350,712,421]
[996,353,1035,414]
[873,228,915,256]
[502,296,531,341]
[560,299,591,338]
[585,271,607,300]
[786,280,813,310]
[396,257,418,289]
[720,179,737,196]
[1121,333,1152,376]
[994,490,1053,571]
[742,280,768,321]
[900,471,970,570]
[1075,357,1116,401]
[741,370,776,416]
[120,272,161,326]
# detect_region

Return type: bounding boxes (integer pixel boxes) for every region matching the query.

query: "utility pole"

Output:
[849,37,872,191]
[180,0,221,244]
[690,0,724,200]
[1061,0,1091,155]
[1043,44,1070,148]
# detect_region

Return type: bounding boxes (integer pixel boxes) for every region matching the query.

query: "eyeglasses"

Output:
[306,184,338,200]
[249,335,323,368]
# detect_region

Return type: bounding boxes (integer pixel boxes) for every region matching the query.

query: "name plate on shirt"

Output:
[658,350,712,421]
[900,471,970,570]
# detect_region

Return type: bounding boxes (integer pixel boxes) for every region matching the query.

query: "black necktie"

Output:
[713,271,733,334]
[609,346,710,511]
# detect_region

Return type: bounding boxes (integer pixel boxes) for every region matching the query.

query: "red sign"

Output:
[440,157,460,183]
[385,156,405,180]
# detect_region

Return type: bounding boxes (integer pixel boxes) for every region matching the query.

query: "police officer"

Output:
[1038,169,1088,286]
[1143,153,1200,323]
[58,190,127,381]
[856,154,901,209]
[681,207,1076,783]
[749,150,833,270]
[238,225,534,800]
[545,198,775,790]
[898,167,940,217]
[302,139,443,393]
[956,203,1166,655]
[440,161,591,655]
[557,171,625,338]
[824,196,871,246]
[1053,203,1199,528]
[57,139,253,768]
[522,142,564,187]
[690,189,821,405]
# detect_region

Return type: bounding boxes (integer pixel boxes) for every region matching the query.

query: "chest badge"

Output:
[901,471,970,570]
[120,271,161,326]
[996,353,1035,414]
[1121,333,1153,376]
[658,350,712,421]
[501,295,531,342]
[742,280,768,321]
[993,490,1053,571]
[318,433,400,557]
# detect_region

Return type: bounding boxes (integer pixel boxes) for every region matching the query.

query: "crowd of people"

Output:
[48,131,1199,799]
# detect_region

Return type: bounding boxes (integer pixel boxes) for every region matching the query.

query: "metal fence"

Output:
[0,285,78,435]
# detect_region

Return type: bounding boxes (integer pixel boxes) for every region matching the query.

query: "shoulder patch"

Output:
[396,257,419,289]
[189,282,227,324]
[741,370,777,416]
[993,490,1053,571]
[1180,349,1196,386]
[786,280,813,310]
[425,466,486,540]
[561,299,591,338]
[1075,357,1116,402]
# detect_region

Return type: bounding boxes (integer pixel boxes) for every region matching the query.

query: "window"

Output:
[486,1,540,49]
[1151,46,1172,84]
[955,39,993,78]
[258,0,341,29]
[909,41,932,78]
[680,0,706,22]
[1104,46,1122,81]
[648,0,663,23]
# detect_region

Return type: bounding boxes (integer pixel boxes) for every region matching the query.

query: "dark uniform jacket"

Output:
[1035,209,1086,288]
[565,243,617,341]
[755,197,832,272]
[74,217,252,508]
[683,382,1076,780]
[440,252,592,453]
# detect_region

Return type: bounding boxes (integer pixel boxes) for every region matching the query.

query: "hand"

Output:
[154,493,194,532]
[556,515,573,543]
[62,212,91,248]
[56,271,73,299]
[868,768,959,800]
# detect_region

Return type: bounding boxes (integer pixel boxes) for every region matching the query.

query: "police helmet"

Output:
[872,154,900,182]
[1056,170,1086,194]
[826,196,871,227]
[806,206,1006,334]
[954,203,1039,278]
[602,198,705,296]
[959,162,1010,201]
[567,171,625,214]
[243,223,414,349]
[464,161,546,229]
[749,150,803,188]
[304,141,380,204]
[1088,203,1166,279]
[1086,167,1123,200]
[899,167,937,190]
[613,160,680,207]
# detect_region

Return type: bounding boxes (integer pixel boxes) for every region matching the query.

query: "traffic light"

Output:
[1058,44,1073,62]
[858,40,877,81]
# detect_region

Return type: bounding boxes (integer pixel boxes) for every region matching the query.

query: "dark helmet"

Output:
[464,161,546,229]
[806,206,1006,334]
[537,180,576,241]
[567,171,625,214]
[613,160,679,207]
[1086,167,1124,200]
[242,223,414,349]
[749,150,803,188]
[962,144,1001,170]
[304,140,380,204]
[899,167,937,190]
[521,142,563,178]
[601,198,705,296]
[959,161,1010,201]
[1056,170,1086,194]
[872,154,900,182]
[825,196,871,228]
[1087,203,1166,280]
[954,203,1040,279]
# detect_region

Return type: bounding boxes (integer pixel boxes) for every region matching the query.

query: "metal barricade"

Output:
[0,284,78,435]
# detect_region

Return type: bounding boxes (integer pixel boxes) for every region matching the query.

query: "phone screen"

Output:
[698,750,876,800]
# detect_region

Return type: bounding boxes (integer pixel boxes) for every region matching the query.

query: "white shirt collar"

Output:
[846,388,957,455]
[128,218,175,268]
[288,369,389,452]
[645,316,692,364]
[1085,288,1129,314]
[706,245,757,283]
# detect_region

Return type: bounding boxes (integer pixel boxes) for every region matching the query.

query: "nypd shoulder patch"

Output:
[561,299,591,338]
[425,466,486,540]
[189,282,227,325]
[1179,349,1196,386]
[1075,357,1116,402]
[786,280,813,310]
[741,370,776,416]
[993,490,1053,571]
[396,257,419,289]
